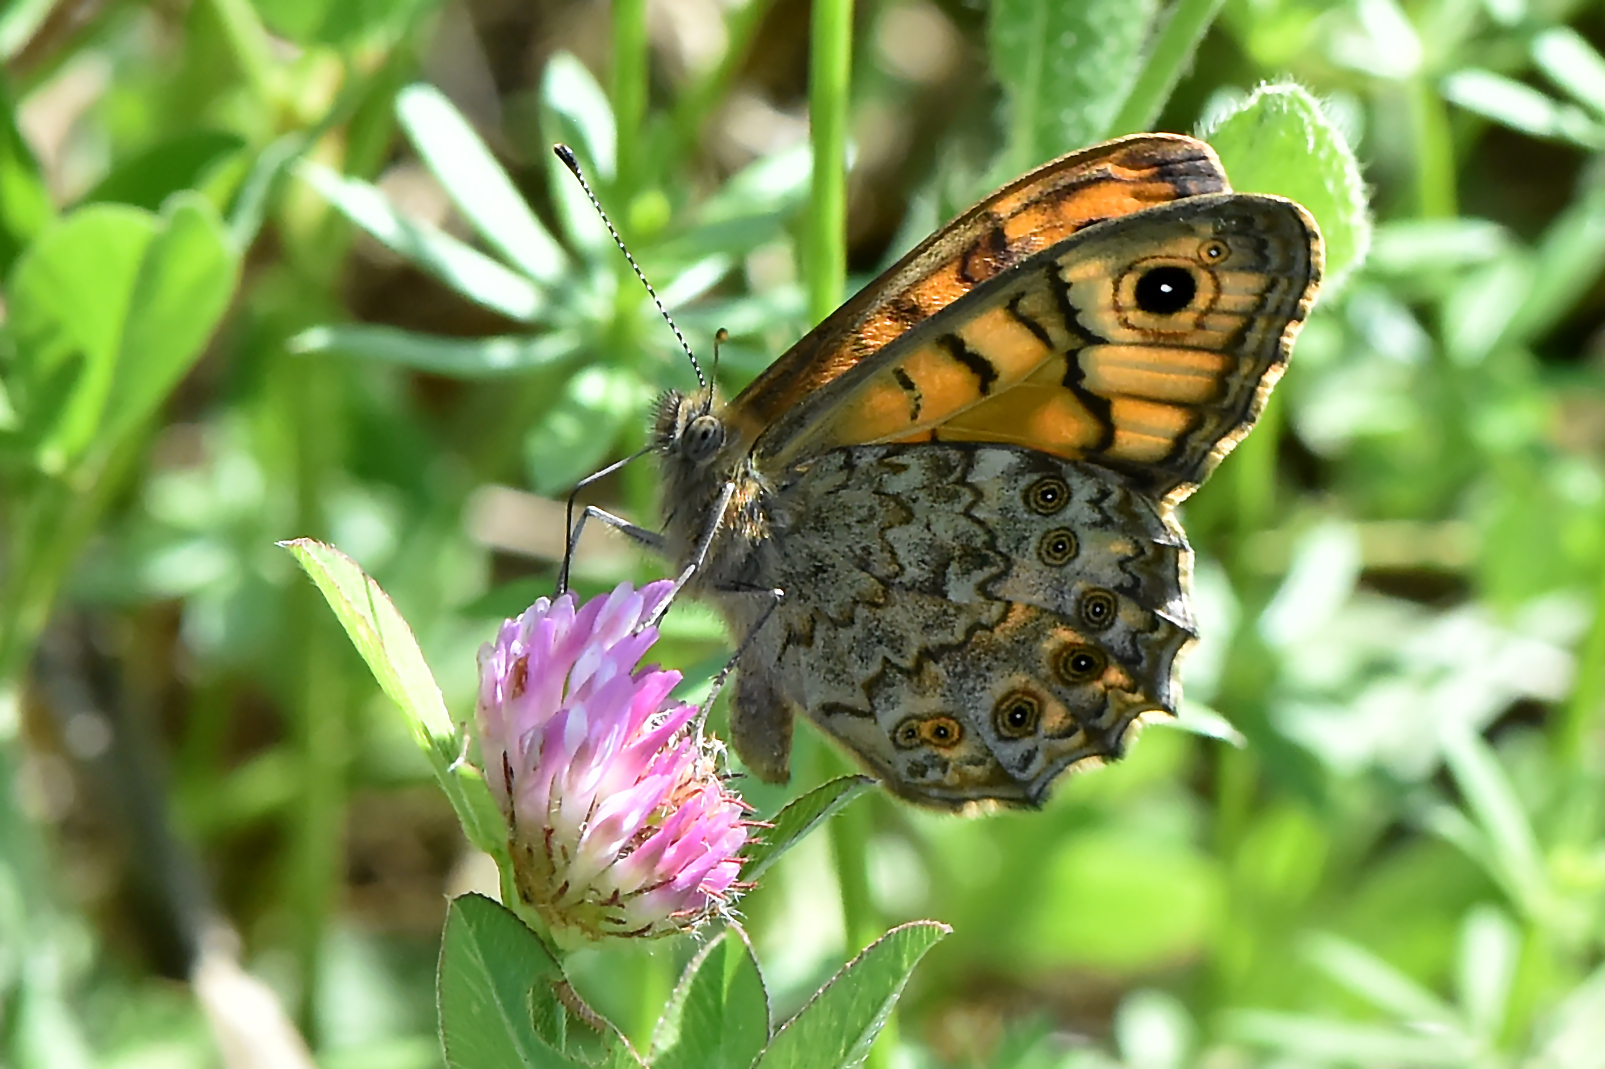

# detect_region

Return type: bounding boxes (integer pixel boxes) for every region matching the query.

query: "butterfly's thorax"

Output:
[654,389,787,597]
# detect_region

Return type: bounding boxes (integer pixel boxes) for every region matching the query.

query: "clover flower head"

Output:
[477,580,748,939]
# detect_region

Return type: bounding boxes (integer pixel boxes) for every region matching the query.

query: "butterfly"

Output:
[646,133,1322,810]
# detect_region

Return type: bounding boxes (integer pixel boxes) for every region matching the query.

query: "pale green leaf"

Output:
[397,83,569,284]
[754,922,949,1069]
[1204,83,1372,290]
[292,325,582,377]
[652,926,770,1069]
[740,776,875,882]
[988,0,1159,178]
[298,161,547,322]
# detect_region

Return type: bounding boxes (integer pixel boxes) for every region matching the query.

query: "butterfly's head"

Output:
[653,388,729,468]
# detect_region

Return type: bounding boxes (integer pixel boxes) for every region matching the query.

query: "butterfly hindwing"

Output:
[725,444,1194,809]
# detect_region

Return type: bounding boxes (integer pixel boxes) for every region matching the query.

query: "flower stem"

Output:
[1107,0,1226,137]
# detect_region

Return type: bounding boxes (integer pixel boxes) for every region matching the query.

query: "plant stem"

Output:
[1409,78,1457,218]
[1556,534,1605,770]
[829,773,878,949]
[1108,0,1226,137]
[827,773,892,1069]
[0,482,71,686]
[612,0,649,197]
[820,745,893,1061]
[609,0,650,516]
[1230,389,1282,566]
[807,0,853,325]
[203,0,279,106]
[0,435,142,685]
[807,6,891,1063]
[670,0,778,153]
[805,0,860,935]
[285,356,349,1039]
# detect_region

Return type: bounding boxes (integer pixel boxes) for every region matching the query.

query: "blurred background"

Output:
[3,0,1605,1066]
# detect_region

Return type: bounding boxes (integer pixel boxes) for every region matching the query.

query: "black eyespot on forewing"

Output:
[1134,265,1196,315]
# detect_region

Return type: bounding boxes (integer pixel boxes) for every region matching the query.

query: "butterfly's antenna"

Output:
[711,327,728,381]
[552,144,707,393]
[702,328,729,416]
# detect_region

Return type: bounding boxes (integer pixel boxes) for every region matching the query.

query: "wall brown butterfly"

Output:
[644,133,1321,810]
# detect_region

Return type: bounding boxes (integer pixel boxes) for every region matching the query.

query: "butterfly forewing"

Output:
[728,135,1231,448]
[759,194,1321,503]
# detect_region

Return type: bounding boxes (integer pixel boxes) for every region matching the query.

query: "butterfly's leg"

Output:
[560,446,656,592]
[698,585,785,722]
[639,479,737,631]
[558,506,665,594]
[687,582,792,782]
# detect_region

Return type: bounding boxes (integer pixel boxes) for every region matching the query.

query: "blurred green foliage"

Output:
[2,0,1605,1067]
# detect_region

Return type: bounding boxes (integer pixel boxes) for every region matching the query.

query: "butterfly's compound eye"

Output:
[683,414,726,461]
[993,690,1042,739]
[1133,265,1196,314]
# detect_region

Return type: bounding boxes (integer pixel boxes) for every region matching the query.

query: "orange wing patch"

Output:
[735,135,1230,450]
[770,193,1321,500]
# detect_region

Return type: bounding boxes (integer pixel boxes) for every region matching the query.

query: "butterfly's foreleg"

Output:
[639,479,737,631]
[560,446,658,592]
[558,505,665,594]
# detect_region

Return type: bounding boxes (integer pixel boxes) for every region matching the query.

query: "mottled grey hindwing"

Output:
[719,442,1197,809]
